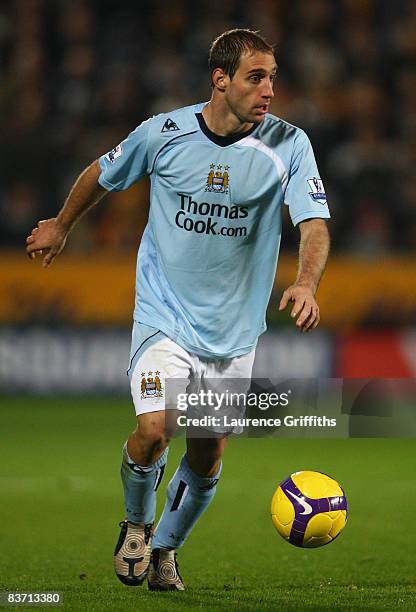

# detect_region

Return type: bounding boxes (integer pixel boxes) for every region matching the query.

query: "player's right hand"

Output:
[26,218,68,268]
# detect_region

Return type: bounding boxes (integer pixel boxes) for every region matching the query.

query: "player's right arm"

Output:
[26,115,154,268]
[26,160,106,267]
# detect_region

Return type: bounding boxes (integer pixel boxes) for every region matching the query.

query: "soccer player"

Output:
[26,29,330,591]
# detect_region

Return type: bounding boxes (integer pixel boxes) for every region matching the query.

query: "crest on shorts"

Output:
[141,370,163,399]
[206,163,229,194]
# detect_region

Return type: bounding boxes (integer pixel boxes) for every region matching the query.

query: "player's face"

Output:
[225,51,277,124]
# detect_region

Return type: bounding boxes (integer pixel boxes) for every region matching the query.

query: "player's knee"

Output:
[136,412,171,454]
[189,455,222,478]
[186,438,225,476]
[137,429,170,458]
[128,430,169,467]
[199,453,222,475]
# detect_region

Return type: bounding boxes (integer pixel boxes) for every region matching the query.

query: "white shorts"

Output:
[128,322,255,431]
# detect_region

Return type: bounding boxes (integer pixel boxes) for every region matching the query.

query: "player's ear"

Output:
[212,68,228,92]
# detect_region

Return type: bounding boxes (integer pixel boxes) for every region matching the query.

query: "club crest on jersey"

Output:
[107,144,122,164]
[307,177,327,204]
[206,163,230,194]
[140,371,163,399]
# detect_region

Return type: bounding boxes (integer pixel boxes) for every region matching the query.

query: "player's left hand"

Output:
[279,284,320,332]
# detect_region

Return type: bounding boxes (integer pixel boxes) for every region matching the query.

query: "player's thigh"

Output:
[195,348,256,437]
[202,347,256,413]
[130,331,192,437]
[134,410,171,442]
[210,347,256,379]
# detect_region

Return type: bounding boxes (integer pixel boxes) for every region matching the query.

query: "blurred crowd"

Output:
[1,0,415,254]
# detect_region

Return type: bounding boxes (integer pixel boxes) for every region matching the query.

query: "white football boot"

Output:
[147,548,185,591]
[114,520,153,586]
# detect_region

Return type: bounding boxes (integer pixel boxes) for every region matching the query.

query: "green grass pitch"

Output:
[1,396,415,610]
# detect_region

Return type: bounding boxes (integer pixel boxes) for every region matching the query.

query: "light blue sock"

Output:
[152,455,222,550]
[121,443,169,525]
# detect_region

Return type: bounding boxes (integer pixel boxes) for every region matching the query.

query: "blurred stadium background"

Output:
[1,0,416,390]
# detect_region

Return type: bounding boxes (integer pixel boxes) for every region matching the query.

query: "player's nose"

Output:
[262,80,274,99]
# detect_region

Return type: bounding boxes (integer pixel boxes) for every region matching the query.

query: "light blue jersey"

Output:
[98,103,330,358]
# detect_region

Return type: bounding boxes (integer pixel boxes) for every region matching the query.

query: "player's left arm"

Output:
[279,218,330,332]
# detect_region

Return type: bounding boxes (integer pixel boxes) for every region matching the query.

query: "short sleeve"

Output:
[98,118,153,191]
[284,130,330,226]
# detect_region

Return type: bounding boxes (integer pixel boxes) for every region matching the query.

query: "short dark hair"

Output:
[208,29,274,84]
